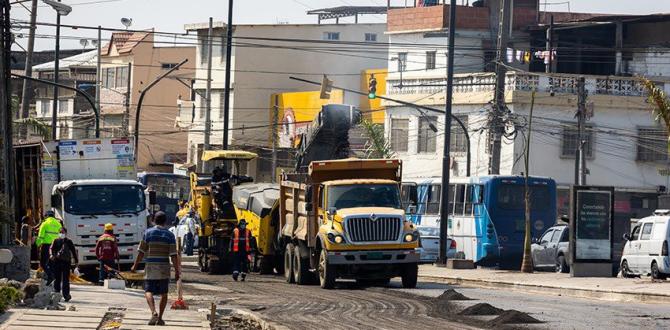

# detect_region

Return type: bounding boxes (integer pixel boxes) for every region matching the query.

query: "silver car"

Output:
[416,226,457,263]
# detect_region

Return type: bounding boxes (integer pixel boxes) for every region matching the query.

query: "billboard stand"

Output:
[569,186,615,277]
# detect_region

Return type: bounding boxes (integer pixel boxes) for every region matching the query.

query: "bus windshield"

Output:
[142,175,190,201]
[64,185,146,215]
[496,184,550,210]
[328,184,402,210]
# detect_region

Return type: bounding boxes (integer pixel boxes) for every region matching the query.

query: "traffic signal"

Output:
[320,75,333,99]
[368,74,378,99]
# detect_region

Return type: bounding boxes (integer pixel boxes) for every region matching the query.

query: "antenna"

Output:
[121,18,133,29]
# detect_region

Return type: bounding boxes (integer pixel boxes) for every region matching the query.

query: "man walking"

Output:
[50,227,78,302]
[36,211,62,284]
[231,219,252,282]
[131,211,179,326]
[96,223,120,283]
[183,210,197,256]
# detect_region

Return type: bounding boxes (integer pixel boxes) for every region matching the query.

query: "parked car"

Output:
[531,224,570,273]
[621,210,670,279]
[416,226,457,263]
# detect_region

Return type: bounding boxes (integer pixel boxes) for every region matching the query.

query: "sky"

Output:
[10,0,670,51]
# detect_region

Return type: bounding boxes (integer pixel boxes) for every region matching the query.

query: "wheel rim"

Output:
[622,261,630,277]
[652,263,659,278]
[284,250,291,276]
[555,261,562,273]
[293,251,300,281]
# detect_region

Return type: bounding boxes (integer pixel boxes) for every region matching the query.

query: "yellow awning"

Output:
[201,150,258,161]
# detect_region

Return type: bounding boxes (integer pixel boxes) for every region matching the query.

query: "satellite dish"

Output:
[121,18,132,29]
[91,39,98,47]
[79,39,89,47]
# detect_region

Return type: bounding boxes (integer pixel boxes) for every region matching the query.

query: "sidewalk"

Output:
[0,284,209,330]
[419,265,670,304]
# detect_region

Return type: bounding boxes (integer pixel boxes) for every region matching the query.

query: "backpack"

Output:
[56,239,72,263]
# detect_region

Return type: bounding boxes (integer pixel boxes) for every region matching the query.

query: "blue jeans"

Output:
[99,259,116,282]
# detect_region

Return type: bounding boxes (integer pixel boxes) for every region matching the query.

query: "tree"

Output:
[521,90,536,273]
[359,119,395,159]
[11,96,51,140]
[642,78,670,151]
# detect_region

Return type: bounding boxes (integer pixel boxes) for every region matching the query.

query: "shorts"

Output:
[144,279,170,295]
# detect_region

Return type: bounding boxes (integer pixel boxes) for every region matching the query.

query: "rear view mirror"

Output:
[328,207,337,216]
[149,190,157,205]
[623,233,630,241]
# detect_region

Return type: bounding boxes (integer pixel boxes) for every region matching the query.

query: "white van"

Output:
[620,210,670,279]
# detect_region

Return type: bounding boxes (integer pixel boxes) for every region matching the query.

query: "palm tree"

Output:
[642,78,670,151]
[360,119,395,159]
[11,96,51,139]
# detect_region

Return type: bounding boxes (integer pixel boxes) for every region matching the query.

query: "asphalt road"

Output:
[179,264,670,330]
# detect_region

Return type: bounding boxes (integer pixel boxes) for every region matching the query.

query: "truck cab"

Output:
[51,179,148,268]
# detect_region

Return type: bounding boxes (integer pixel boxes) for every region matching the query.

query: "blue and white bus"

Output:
[402,176,557,268]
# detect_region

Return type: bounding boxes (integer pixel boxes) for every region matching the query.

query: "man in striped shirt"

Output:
[131,211,179,326]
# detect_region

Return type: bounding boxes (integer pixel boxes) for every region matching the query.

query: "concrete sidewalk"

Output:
[419,265,670,304]
[0,284,209,329]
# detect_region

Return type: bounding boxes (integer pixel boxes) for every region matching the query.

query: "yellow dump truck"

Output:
[280,158,420,289]
[190,150,256,274]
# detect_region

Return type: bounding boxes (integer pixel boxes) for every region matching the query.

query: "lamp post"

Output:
[42,0,72,140]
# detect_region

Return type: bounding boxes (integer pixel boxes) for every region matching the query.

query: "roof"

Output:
[307,6,399,20]
[184,21,384,31]
[33,50,98,72]
[321,179,398,186]
[54,179,143,190]
[201,150,258,161]
[102,31,151,56]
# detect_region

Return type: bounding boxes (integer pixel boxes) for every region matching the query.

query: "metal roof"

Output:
[201,150,258,161]
[33,50,97,71]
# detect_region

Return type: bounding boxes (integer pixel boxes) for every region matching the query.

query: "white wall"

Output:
[628,49,670,78]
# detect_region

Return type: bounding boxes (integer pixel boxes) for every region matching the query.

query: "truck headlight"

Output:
[404,233,415,242]
[327,232,345,244]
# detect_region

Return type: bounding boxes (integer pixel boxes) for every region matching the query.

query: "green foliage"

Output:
[360,119,395,159]
[0,286,23,313]
[642,78,670,152]
[15,117,51,139]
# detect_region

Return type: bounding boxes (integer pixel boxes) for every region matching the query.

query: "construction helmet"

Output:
[104,223,114,231]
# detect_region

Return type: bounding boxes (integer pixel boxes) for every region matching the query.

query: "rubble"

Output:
[23,280,64,310]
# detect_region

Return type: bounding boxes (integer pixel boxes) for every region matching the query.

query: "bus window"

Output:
[464,185,476,216]
[452,184,466,215]
[401,183,417,209]
[497,184,550,210]
[426,184,441,214]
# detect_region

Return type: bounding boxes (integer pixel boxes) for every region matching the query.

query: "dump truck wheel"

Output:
[293,245,311,285]
[318,249,336,289]
[401,263,418,289]
[198,249,209,273]
[284,243,295,283]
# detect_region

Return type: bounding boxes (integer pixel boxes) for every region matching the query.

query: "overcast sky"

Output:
[11,0,670,51]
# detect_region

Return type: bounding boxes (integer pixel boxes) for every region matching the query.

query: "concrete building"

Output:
[183,22,388,172]
[382,2,670,222]
[100,31,195,171]
[32,50,98,140]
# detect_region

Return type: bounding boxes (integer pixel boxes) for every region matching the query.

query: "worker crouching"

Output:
[231,219,252,281]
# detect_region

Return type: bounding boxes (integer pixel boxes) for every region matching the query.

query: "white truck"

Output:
[41,137,147,270]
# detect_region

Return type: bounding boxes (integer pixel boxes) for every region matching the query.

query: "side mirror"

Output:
[305,203,313,212]
[149,190,157,205]
[407,205,417,215]
[623,233,630,241]
[561,215,569,222]
[531,237,538,244]
[328,207,337,216]
[50,195,59,208]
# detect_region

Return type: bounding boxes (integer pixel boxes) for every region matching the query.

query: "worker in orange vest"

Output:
[231,219,252,281]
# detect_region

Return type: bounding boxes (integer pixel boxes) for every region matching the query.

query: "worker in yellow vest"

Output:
[231,219,252,281]
[36,211,63,284]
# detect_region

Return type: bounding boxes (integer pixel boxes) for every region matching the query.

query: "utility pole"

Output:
[204,17,213,165]
[271,95,279,183]
[437,0,457,266]
[575,77,588,185]
[123,62,131,137]
[489,0,511,175]
[222,0,234,150]
[51,0,62,140]
[95,25,101,134]
[1,0,16,240]
[521,90,536,273]
[19,0,38,129]
[545,15,553,74]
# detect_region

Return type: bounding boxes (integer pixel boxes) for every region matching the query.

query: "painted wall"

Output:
[359,69,387,124]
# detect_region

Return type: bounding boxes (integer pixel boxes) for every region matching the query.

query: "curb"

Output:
[419,275,670,304]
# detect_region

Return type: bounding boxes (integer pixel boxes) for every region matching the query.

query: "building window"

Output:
[323,32,340,41]
[390,118,409,152]
[58,99,68,114]
[365,33,377,42]
[418,116,437,153]
[41,100,50,116]
[398,53,408,72]
[161,63,178,70]
[426,51,436,70]
[104,67,116,88]
[451,115,468,153]
[219,91,225,119]
[116,66,129,88]
[637,128,668,162]
[200,35,210,64]
[561,124,593,158]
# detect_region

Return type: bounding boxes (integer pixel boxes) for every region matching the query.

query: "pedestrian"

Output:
[49,227,78,302]
[131,211,180,326]
[231,219,252,282]
[175,200,188,226]
[183,210,197,256]
[36,211,62,285]
[96,223,120,283]
[19,215,32,246]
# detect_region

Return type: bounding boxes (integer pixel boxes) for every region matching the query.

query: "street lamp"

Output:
[42,0,73,140]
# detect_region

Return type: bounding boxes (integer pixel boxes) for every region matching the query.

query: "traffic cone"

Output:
[170,279,188,310]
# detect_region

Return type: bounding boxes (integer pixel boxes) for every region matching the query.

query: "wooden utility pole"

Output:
[123,62,132,136]
[490,0,511,175]
[575,77,588,185]
[521,90,536,273]
[203,17,213,171]
[19,0,38,127]
[1,0,16,240]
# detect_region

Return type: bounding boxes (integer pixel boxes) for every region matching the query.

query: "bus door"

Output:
[401,182,418,223]
[450,184,479,261]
